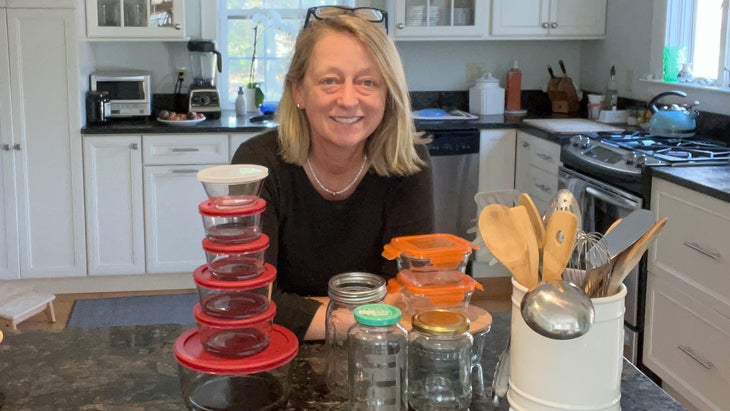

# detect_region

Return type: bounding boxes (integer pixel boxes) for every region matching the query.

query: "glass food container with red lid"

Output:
[193,263,275,319]
[194,301,276,357]
[202,234,269,280]
[174,325,298,411]
[198,197,266,244]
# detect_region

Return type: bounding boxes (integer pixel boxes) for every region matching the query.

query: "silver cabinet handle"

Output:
[677,345,713,369]
[535,184,553,194]
[129,143,139,150]
[542,22,549,28]
[683,241,720,260]
[175,24,181,30]
[522,141,530,148]
[172,169,199,174]
[1,144,10,151]
[397,23,404,29]
[535,152,554,162]
[170,147,200,152]
[551,22,558,29]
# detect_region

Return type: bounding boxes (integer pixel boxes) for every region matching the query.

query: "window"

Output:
[218,0,356,108]
[664,0,728,85]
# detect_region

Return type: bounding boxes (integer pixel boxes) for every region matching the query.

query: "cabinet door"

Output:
[478,129,516,192]
[514,131,533,196]
[393,0,488,39]
[491,0,548,37]
[144,165,208,273]
[0,9,19,280]
[84,136,145,276]
[7,8,86,278]
[514,131,560,214]
[549,0,606,37]
[86,0,185,39]
[229,132,261,161]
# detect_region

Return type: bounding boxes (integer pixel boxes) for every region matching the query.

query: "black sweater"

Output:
[231,130,434,339]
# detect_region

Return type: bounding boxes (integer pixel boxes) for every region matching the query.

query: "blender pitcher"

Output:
[188,40,222,89]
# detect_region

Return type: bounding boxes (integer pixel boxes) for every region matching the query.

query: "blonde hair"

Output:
[276,14,425,177]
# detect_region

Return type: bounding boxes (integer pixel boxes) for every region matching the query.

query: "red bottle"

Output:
[505,60,522,112]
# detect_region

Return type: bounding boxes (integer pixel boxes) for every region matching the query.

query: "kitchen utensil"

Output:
[595,209,655,260]
[520,280,595,340]
[542,211,579,282]
[478,204,537,289]
[491,337,510,406]
[608,217,668,295]
[565,231,610,289]
[510,205,539,286]
[519,193,545,250]
[547,65,556,78]
[647,90,699,137]
[606,218,623,234]
[558,59,568,76]
[542,189,582,230]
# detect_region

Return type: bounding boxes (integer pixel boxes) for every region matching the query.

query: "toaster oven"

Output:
[90,71,151,117]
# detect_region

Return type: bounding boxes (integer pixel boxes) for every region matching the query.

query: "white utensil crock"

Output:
[508,277,626,411]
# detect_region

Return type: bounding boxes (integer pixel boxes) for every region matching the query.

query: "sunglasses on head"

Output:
[304,6,388,33]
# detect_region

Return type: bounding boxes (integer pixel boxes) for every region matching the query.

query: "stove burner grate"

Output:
[598,132,730,164]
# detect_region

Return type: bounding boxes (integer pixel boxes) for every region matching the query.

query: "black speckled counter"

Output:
[650,165,730,203]
[0,312,683,410]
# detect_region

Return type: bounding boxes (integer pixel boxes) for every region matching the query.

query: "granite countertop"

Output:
[649,165,730,203]
[0,312,684,410]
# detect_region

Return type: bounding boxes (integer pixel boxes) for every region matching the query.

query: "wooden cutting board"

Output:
[523,118,625,134]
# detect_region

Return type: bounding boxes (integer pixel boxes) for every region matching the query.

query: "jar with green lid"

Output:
[408,310,473,411]
[326,272,387,399]
[348,304,408,410]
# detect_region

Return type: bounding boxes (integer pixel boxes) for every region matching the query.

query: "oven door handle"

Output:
[585,186,640,210]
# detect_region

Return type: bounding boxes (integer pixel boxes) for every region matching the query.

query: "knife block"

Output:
[547,77,580,113]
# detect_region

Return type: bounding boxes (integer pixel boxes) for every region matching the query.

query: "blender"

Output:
[188,40,222,119]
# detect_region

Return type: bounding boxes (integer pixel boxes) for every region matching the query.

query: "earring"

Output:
[296,103,301,109]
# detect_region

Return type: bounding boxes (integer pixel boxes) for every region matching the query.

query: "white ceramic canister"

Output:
[508,277,626,411]
[469,73,505,115]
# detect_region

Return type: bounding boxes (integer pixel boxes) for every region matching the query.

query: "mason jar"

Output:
[348,304,408,410]
[408,310,473,410]
[326,272,387,399]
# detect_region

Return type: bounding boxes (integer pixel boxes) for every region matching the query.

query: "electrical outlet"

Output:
[175,66,188,86]
[625,69,634,92]
[466,63,486,83]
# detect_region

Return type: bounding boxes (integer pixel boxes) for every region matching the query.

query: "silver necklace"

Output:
[307,155,368,196]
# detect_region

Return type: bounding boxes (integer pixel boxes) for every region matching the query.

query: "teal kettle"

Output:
[648,90,699,137]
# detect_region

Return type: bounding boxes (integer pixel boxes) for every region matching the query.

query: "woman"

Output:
[232,6,434,340]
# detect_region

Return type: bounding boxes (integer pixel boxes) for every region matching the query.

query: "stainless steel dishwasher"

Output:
[422,125,480,240]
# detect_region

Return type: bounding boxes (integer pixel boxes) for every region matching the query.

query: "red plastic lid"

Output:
[193,263,276,290]
[174,324,299,374]
[198,197,267,217]
[202,234,270,254]
[193,301,277,327]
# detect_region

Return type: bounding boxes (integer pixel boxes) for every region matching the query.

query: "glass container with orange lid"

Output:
[382,233,483,317]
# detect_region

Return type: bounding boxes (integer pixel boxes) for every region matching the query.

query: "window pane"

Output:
[692,0,722,79]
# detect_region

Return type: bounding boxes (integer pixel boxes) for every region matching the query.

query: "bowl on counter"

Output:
[193,301,276,357]
[193,263,276,319]
[202,234,269,280]
[199,198,266,244]
[197,164,268,209]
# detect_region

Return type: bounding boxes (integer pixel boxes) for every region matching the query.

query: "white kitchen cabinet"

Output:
[229,132,260,161]
[491,0,606,39]
[85,0,185,40]
[514,130,560,214]
[0,5,86,280]
[83,136,145,276]
[142,134,228,274]
[392,0,489,40]
[644,177,730,411]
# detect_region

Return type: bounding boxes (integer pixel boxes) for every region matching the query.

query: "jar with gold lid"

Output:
[408,310,473,410]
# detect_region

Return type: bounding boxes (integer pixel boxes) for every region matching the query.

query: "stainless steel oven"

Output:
[559,166,643,362]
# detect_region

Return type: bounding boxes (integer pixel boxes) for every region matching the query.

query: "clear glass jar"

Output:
[326,272,387,399]
[348,304,408,410]
[408,310,473,411]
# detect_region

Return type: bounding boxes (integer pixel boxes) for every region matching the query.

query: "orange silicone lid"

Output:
[382,233,474,265]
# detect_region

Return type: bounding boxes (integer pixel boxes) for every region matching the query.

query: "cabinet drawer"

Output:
[529,136,560,174]
[650,178,730,311]
[528,165,558,208]
[143,134,229,165]
[644,273,730,411]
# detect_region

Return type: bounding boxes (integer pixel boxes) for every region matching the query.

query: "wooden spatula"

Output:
[542,211,579,282]
[510,205,539,287]
[519,193,546,250]
[608,217,668,295]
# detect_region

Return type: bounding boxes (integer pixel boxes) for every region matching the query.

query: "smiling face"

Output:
[293,31,387,153]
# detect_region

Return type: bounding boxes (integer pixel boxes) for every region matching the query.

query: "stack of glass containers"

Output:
[173,164,300,411]
[382,233,482,318]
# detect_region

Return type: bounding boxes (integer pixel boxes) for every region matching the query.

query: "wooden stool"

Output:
[0,283,56,333]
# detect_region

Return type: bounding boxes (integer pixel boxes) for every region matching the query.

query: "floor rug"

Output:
[66,292,198,328]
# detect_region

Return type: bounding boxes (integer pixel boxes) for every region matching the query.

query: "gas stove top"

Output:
[561,132,730,178]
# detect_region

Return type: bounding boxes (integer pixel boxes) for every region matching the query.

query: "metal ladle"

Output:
[520,280,595,340]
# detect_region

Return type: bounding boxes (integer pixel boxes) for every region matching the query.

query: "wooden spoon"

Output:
[605,218,623,234]
[479,204,537,289]
[510,205,539,286]
[519,193,546,250]
[608,217,668,295]
[542,210,579,282]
